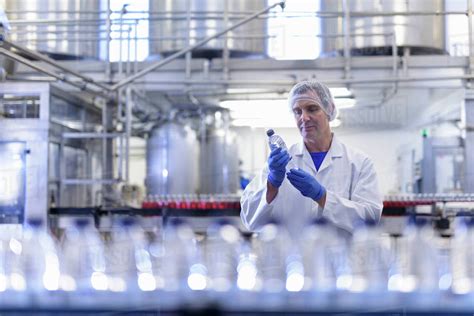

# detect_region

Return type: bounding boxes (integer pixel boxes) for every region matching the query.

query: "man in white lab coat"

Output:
[240,81,383,238]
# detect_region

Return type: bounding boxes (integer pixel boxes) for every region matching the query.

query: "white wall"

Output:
[128,137,147,190]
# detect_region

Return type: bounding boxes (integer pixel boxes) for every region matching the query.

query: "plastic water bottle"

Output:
[203,219,241,293]
[450,217,474,295]
[21,219,61,293]
[59,219,108,296]
[299,218,347,293]
[255,221,292,294]
[157,218,197,292]
[388,217,439,295]
[349,219,389,294]
[266,129,288,151]
[106,217,151,295]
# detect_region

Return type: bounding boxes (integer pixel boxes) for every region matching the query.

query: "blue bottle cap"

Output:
[311,217,328,226]
[120,217,136,227]
[266,129,275,137]
[168,217,187,227]
[74,218,90,229]
[462,216,474,227]
[27,218,43,228]
[414,217,429,227]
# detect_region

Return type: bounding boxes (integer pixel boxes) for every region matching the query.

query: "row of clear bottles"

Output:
[142,194,241,210]
[384,193,474,203]
[0,216,473,309]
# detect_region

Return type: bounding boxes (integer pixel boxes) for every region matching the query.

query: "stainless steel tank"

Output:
[0,17,16,77]
[320,0,446,56]
[2,0,101,60]
[149,0,267,58]
[146,123,199,195]
[200,112,239,194]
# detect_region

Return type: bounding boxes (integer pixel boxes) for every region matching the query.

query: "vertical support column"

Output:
[125,87,132,183]
[421,135,435,193]
[223,0,230,81]
[464,90,474,192]
[102,99,116,206]
[185,0,192,79]
[126,26,132,75]
[468,0,474,78]
[134,20,138,74]
[342,0,351,79]
[105,0,112,81]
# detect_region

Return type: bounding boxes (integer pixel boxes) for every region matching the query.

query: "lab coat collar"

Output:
[295,134,343,173]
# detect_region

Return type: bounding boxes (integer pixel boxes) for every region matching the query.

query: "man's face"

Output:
[291,93,331,141]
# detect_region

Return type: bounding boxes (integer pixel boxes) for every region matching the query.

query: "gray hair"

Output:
[288,80,338,121]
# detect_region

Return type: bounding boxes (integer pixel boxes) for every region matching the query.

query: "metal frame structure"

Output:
[0,82,51,224]
[2,1,474,207]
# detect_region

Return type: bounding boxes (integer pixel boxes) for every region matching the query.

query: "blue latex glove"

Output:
[286,168,326,201]
[267,147,291,188]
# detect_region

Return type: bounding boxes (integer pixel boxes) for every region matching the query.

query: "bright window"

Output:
[108,0,149,62]
[267,0,320,60]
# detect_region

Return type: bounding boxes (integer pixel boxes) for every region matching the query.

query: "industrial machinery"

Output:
[320,0,446,56]
[199,109,239,194]
[149,0,267,58]
[146,122,199,195]
[0,82,114,224]
[1,0,102,60]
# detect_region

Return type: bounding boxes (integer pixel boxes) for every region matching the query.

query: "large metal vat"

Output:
[149,0,267,58]
[320,0,446,56]
[146,123,199,195]
[200,115,239,194]
[1,0,101,60]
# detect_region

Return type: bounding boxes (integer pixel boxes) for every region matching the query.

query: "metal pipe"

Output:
[117,88,123,124]
[223,0,230,81]
[4,9,468,15]
[111,1,285,91]
[58,139,65,206]
[125,87,132,183]
[391,32,397,76]
[129,74,474,86]
[105,0,112,81]
[126,26,132,75]
[134,20,138,74]
[118,7,124,77]
[3,39,111,91]
[342,0,351,79]
[118,133,123,182]
[101,100,108,204]
[5,10,470,25]
[468,0,473,76]
[62,132,124,139]
[62,179,120,185]
[0,47,108,97]
[185,0,192,79]
[9,34,275,42]
[6,75,57,82]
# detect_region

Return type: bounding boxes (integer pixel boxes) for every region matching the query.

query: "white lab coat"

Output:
[240,135,383,237]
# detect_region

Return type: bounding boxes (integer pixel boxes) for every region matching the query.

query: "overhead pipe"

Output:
[468,0,473,78]
[2,39,112,92]
[342,0,351,79]
[110,1,286,91]
[0,47,109,97]
[129,74,474,86]
[5,10,471,25]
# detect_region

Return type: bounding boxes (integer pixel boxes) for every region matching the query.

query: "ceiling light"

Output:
[221,99,345,128]
[335,98,355,109]
[330,118,342,128]
[330,87,352,98]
